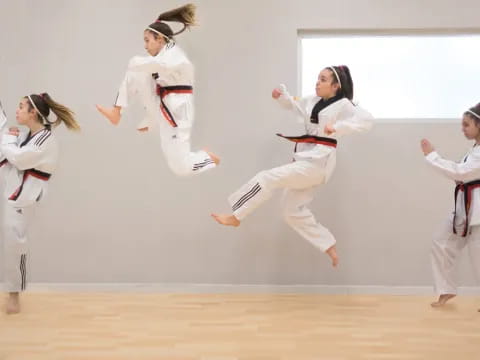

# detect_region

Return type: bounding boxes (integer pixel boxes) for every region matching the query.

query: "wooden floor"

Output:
[0,293,479,360]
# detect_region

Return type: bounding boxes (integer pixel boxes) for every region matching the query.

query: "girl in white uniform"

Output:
[96,4,219,176]
[212,66,373,266]
[0,94,79,314]
[421,103,480,310]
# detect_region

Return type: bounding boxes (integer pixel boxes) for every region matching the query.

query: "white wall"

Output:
[0,0,479,287]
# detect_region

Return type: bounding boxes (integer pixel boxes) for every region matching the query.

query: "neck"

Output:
[475,134,480,145]
[29,122,46,134]
[154,44,166,57]
[322,93,337,101]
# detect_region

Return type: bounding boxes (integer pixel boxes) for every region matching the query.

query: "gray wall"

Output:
[0,0,478,287]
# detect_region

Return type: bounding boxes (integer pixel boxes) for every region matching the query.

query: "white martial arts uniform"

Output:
[228,86,373,252]
[115,44,216,176]
[426,145,480,295]
[0,101,58,292]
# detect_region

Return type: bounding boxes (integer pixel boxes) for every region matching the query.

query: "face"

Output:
[315,68,340,99]
[144,30,165,56]
[462,114,480,140]
[16,98,36,126]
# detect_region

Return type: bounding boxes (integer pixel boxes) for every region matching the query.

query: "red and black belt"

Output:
[453,179,480,236]
[156,85,193,128]
[276,133,337,149]
[9,168,52,201]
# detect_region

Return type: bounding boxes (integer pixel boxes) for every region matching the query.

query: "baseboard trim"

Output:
[3,283,477,295]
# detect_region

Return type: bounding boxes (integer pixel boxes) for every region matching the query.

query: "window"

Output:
[300,32,480,121]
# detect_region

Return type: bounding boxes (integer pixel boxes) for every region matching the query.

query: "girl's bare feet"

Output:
[96,105,121,125]
[431,294,456,307]
[325,245,339,267]
[6,292,20,314]
[205,150,220,165]
[211,214,240,227]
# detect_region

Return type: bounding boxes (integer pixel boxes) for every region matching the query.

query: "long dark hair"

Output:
[465,103,480,126]
[326,65,354,100]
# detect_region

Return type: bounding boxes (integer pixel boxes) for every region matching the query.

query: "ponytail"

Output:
[27,93,80,131]
[146,3,196,43]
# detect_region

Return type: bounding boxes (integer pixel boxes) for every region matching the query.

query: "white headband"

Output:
[467,110,480,120]
[328,66,341,88]
[147,27,171,42]
[28,95,52,125]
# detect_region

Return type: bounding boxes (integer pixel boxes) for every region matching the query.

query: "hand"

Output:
[272,88,281,99]
[420,138,434,156]
[324,124,335,136]
[8,126,19,136]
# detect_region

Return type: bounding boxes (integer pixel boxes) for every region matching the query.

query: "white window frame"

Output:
[298,29,480,123]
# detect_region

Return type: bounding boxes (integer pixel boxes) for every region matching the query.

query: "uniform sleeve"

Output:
[0,100,9,161]
[0,132,49,170]
[333,101,374,136]
[0,100,7,130]
[425,149,480,182]
[128,58,194,85]
[275,84,310,122]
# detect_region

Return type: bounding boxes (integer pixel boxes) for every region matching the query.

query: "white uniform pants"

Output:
[431,216,480,295]
[115,56,215,176]
[228,160,336,252]
[2,203,35,292]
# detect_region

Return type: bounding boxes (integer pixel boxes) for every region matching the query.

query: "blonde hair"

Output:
[27,93,80,131]
[146,3,196,43]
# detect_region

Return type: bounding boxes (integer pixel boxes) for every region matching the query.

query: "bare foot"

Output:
[325,245,339,267]
[96,104,121,125]
[136,118,150,133]
[211,213,240,227]
[205,150,220,165]
[431,294,456,307]
[6,292,20,314]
